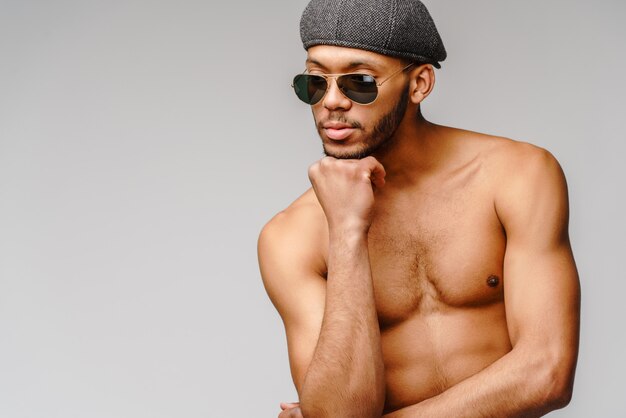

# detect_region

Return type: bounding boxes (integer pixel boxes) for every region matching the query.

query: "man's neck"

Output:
[373,110,450,186]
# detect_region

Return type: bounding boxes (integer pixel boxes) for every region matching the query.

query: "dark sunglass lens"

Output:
[339,74,378,104]
[293,75,327,105]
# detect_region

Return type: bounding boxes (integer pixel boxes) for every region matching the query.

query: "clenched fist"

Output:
[308,156,386,233]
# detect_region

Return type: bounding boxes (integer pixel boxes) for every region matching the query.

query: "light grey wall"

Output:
[0,0,624,417]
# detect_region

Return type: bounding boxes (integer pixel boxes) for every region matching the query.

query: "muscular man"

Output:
[257,1,580,416]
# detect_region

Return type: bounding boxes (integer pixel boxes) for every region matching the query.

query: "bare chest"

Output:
[367,186,506,326]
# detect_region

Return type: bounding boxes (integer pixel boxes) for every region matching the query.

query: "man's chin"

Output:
[322,143,372,160]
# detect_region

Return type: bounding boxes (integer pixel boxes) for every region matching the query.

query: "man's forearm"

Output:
[299,228,385,418]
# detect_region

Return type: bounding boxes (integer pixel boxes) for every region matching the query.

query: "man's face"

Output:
[305,46,411,160]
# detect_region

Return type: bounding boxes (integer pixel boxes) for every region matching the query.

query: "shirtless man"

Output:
[257,1,580,417]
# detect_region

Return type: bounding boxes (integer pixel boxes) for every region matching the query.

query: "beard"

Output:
[317,86,410,160]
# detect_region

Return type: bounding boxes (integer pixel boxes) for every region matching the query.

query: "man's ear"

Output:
[408,64,435,105]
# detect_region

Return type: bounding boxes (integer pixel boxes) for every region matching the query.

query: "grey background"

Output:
[0,0,624,417]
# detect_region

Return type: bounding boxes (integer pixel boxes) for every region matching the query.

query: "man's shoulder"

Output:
[260,188,325,240]
[257,188,327,276]
[483,134,563,188]
[453,128,551,162]
[452,128,562,181]
[447,127,566,205]
[461,131,568,227]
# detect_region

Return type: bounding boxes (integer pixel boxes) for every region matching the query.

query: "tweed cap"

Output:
[300,0,446,68]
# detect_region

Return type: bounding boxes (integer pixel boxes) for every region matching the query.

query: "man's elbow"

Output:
[540,354,577,411]
[545,370,574,410]
[299,402,327,418]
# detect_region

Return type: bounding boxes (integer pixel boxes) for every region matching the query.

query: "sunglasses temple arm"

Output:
[377,62,415,86]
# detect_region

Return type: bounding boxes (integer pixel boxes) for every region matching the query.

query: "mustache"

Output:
[316,114,363,130]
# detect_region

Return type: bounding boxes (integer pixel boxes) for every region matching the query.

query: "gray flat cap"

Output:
[300,0,446,68]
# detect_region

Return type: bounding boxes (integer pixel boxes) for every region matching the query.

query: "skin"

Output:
[258,45,580,417]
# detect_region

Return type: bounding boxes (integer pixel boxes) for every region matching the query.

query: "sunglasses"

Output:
[292,63,414,105]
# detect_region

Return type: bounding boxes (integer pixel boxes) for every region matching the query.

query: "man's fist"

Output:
[308,156,386,233]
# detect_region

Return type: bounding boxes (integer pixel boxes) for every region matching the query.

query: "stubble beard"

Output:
[319,87,410,160]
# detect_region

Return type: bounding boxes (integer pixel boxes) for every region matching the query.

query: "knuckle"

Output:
[362,155,377,165]
[307,162,319,175]
[319,156,334,168]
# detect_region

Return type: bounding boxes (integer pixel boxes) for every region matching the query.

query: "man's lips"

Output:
[324,127,357,140]
[322,123,358,141]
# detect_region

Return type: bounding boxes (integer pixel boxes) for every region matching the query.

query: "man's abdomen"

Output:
[380,302,512,413]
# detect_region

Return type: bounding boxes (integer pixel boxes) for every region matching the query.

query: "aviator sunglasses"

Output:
[292,62,415,105]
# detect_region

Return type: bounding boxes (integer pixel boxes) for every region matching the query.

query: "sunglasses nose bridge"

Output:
[322,75,352,106]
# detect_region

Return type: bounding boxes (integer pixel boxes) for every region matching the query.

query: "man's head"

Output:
[297,0,446,159]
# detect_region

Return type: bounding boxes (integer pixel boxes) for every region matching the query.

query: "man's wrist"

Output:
[328,224,370,244]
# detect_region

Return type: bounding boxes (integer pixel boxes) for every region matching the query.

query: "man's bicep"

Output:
[258,215,326,394]
[497,146,580,381]
[503,243,579,348]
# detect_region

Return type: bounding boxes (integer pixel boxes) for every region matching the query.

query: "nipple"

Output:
[487,275,500,288]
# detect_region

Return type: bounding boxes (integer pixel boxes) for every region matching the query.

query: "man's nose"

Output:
[322,77,352,111]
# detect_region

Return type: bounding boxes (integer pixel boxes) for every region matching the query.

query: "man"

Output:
[257,0,580,416]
